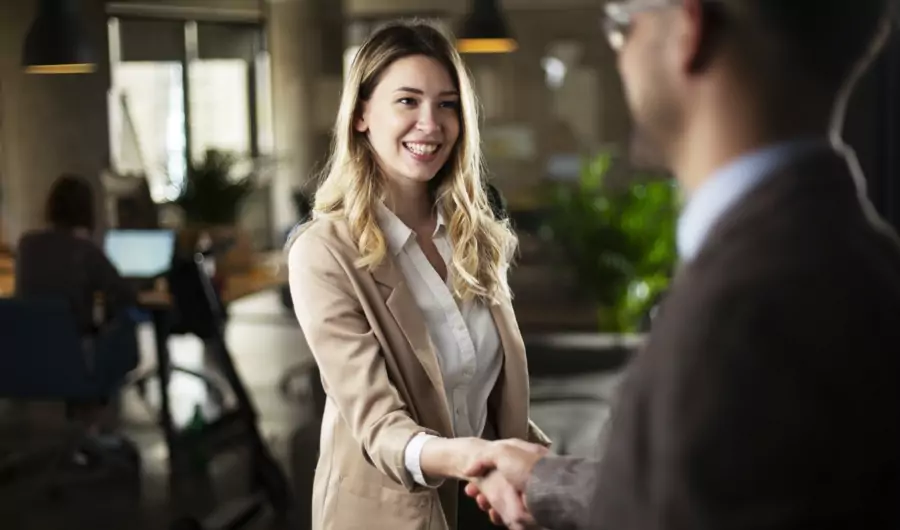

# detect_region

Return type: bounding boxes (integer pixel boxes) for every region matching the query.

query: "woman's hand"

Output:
[419,437,491,480]
[462,439,549,481]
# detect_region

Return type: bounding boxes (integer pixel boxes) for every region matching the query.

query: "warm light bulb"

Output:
[25,63,97,74]
[457,38,518,54]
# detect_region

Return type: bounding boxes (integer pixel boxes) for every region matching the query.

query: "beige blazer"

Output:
[288,216,549,530]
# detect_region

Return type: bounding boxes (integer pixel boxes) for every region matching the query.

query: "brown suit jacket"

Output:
[288,216,549,530]
[526,149,900,529]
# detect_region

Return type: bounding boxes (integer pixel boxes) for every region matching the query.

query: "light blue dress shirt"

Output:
[676,139,831,261]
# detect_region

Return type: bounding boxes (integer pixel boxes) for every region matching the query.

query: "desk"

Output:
[0,250,286,303]
[220,251,286,304]
[0,253,12,297]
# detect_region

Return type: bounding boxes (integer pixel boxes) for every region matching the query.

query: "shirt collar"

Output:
[375,202,446,256]
[677,138,830,261]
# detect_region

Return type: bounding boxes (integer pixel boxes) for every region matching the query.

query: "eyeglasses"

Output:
[603,0,673,52]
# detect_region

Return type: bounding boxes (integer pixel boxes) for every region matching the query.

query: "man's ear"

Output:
[683,0,724,74]
[680,0,705,73]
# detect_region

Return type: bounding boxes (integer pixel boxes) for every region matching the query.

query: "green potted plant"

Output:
[543,152,680,332]
[174,149,257,226]
[174,149,261,274]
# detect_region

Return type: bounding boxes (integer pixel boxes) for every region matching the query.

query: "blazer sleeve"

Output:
[288,232,438,490]
[526,419,552,447]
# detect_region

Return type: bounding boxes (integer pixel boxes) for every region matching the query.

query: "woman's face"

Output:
[355,54,461,189]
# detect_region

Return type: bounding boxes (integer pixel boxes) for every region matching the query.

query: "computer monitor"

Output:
[103,229,176,279]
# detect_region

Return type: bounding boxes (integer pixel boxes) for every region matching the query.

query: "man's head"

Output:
[605,0,892,169]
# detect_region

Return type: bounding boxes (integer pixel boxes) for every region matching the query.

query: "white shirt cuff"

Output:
[404,433,444,488]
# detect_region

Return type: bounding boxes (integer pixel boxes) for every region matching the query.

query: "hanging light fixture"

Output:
[22,0,97,74]
[457,0,517,54]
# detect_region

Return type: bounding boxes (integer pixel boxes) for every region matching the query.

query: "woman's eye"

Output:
[441,101,460,109]
[397,97,416,106]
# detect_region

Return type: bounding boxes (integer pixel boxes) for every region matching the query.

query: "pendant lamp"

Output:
[22,0,97,74]
[457,0,517,54]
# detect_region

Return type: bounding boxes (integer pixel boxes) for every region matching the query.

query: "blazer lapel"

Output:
[488,300,529,440]
[372,256,451,420]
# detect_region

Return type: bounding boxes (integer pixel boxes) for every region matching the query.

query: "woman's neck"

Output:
[383,182,433,229]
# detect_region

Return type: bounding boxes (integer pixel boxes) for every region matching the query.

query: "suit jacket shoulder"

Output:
[526,150,900,530]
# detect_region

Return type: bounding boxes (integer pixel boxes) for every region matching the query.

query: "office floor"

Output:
[0,290,620,530]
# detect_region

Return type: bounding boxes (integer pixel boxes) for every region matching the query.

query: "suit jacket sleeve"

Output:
[526,275,840,530]
[288,232,438,491]
[526,455,601,530]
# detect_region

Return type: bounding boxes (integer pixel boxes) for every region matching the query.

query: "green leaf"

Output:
[173,149,260,225]
[543,151,680,331]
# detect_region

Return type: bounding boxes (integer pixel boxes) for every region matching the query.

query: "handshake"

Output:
[450,438,551,530]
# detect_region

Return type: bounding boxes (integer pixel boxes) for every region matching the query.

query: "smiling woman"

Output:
[355,55,461,191]
[285,19,550,530]
[305,20,513,304]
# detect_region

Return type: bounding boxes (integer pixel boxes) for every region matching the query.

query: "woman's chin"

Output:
[384,160,448,185]
[400,168,442,183]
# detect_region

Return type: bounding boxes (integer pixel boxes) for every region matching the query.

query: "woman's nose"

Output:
[416,107,441,133]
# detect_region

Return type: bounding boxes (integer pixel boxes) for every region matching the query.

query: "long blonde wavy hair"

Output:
[299,20,517,305]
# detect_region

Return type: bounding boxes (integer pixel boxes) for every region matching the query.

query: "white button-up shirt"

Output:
[375,204,503,487]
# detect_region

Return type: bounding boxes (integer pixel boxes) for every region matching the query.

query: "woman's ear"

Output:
[354,103,369,133]
[354,115,368,133]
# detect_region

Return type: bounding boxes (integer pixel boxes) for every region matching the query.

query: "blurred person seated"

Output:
[16,174,138,332]
[15,174,140,448]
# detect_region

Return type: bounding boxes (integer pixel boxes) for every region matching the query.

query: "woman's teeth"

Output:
[404,142,439,156]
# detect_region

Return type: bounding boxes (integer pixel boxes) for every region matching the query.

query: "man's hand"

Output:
[463,439,549,527]
[464,438,548,489]
[470,471,537,530]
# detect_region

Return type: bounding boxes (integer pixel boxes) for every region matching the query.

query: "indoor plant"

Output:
[543,151,680,332]
[174,149,258,226]
[173,149,262,275]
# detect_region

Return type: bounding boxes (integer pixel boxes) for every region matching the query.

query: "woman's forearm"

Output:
[420,437,484,480]
[419,437,460,479]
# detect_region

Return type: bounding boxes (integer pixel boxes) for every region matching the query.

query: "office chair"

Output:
[0,298,141,512]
